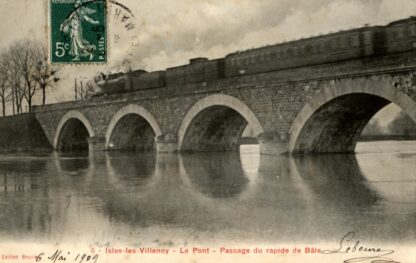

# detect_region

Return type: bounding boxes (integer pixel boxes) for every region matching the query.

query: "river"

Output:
[0,141,414,247]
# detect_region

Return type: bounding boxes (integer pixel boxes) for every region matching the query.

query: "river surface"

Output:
[0,141,414,247]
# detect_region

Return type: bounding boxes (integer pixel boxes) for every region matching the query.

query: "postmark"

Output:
[107,0,139,71]
[50,0,107,63]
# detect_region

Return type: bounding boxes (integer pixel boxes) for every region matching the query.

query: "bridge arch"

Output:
[54,110,95,151]
[105,104,162,151]
[289,77,416,154]
[178,94,264,151]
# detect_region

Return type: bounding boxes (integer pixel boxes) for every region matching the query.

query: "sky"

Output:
[1,0,416,123]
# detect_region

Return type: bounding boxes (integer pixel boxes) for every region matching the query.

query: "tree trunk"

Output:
[12,86,15,115]
[2,96,5,117]
[42,86,46,106]
[16,93,22,114]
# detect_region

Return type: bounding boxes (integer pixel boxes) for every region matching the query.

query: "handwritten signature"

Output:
[35,249,99,263]
[321,232,399,263]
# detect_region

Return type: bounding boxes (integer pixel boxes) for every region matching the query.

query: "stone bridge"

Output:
[32,48,416,155]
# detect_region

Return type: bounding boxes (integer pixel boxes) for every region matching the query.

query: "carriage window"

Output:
[352,35,360,47]
[390,28,403,40]
[346,36,352,46]
[363,32,372,44]
[325,41,330,50]
[316,43,321,53]
[319,42,324,52]
[332,38,339,49]
[410,24,416,37]
[340,37,347,48]
[396,28,404,39]
[311,44,317,53]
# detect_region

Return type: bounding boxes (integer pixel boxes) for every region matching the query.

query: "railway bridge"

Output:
[33,61,416,155]
[33,19,416,155]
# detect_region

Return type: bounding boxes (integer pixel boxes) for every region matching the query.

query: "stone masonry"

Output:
[32,51,416,155]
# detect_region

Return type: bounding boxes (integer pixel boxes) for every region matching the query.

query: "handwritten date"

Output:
[36,249,99,263]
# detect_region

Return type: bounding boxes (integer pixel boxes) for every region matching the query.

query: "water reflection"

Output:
[292,154,379,207]
[181,152,249,198]
[105,152,156,188]
[56,151,90,173]
[98,153,197,228]
[356,144,416,205]
[0,142,414,244]
[0,157,54,239]
[0,158,47,193]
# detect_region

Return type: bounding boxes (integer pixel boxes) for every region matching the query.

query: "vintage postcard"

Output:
[0,0,415,263]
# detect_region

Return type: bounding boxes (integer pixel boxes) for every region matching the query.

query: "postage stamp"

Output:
[49,0,107,63]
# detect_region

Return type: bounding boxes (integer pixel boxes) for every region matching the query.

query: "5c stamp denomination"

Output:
[50,0,107,63]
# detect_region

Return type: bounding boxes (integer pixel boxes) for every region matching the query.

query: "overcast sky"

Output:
[1,0,415,122]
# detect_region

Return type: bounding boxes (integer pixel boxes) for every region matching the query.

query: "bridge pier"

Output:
[88,137,106,151]
[156,134,178,153]
[258,132,289,155]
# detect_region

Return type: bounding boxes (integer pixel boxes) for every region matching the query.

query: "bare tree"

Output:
[0,51,12,116]
[362,119,383,135]
[0,39,62,114]
[11,40,40,112]
[32,45,60,106]
[388,112,416,136]
[2,47,25,114]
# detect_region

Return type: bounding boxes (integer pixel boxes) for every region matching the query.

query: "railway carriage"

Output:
[95,16,416,96]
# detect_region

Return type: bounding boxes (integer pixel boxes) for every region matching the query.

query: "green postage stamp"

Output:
[50,0,107,63]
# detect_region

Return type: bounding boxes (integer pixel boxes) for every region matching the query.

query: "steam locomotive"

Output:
[95,16,416,95]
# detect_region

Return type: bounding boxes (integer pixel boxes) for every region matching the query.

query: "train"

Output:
[94,16,416,96]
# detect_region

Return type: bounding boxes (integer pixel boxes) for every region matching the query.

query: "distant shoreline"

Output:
[240,137,259,145]
[359,135,416,142]
[239,136,416,145]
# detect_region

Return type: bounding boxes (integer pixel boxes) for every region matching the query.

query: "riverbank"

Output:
[0,114,52,153]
